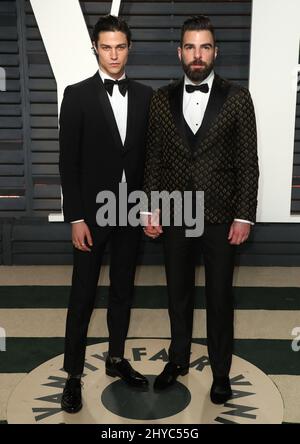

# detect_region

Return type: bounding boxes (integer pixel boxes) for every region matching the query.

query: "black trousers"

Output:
[63,225,141,375]
[162,223,236,378]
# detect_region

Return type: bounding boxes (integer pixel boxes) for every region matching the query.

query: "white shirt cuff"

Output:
[234,218,254,225]
[71,219,84,224]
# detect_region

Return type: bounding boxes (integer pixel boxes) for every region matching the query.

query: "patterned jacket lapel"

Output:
[196,74,231,149]
[168,78,190,156]
[168,73,231,155]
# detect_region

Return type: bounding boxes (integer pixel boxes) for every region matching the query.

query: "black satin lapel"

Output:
[123,81,136,152]
[196,75,230,145]
[92,72,123,151]
[169,78,189,147]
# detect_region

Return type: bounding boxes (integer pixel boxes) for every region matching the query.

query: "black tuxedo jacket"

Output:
[143,74,259,223]
[59,71,153,224]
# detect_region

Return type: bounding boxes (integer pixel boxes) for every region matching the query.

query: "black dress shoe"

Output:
[61,378,82,413]
[154,362,189,390]
[210,377,232,404]
[105,358,149,388]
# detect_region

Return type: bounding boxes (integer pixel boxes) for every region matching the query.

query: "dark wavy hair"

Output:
[92,15,131,56]
[180,15,216,47]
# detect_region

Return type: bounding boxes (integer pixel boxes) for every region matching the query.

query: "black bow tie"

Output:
[185,83,209,94]
[104,78,129,96]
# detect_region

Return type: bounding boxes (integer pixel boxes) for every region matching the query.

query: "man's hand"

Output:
[142,209,163,239]
[72,221,93,252]
[228,221,251,245]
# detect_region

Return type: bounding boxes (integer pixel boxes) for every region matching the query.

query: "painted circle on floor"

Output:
[7,339,284,424]
[101,375,191,420]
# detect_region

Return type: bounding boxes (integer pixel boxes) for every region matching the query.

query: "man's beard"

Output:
[182,58,214,83]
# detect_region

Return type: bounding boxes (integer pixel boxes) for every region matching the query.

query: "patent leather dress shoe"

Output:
[61,377,82,413]
[154,362,189,390]
[105,358,149,388]
[210,377,232,404]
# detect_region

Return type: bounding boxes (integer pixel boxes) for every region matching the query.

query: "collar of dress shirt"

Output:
[99,67,126,83]
[184,69,215,91]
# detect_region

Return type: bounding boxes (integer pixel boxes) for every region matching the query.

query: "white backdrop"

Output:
[30,0,300,223]
[249,0,300,222]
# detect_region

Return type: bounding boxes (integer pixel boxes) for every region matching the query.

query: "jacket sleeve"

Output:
[142,91,163,211]
[58,85,85,223]
[234,88,259,222]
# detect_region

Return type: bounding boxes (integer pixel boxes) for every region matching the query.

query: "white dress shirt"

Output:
[183,70,215,134]
[71,68,128,224]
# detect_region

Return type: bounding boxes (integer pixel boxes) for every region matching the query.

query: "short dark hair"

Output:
[180,15,216,47]
[92,14,131,48]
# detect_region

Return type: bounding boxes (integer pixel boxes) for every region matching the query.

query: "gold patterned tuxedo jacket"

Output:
[143,73,259,223]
